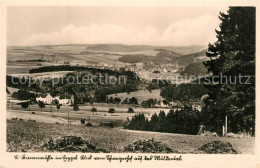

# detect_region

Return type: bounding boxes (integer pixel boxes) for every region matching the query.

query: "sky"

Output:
[7,6,228,46]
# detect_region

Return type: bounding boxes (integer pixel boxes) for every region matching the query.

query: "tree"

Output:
[147,99,156,108]
[129,97,138,106]
[53,99,59,105]
[108,108,115,115]
[127,107,134,116]
[94,90,106,105]
[73,103,79,111]
[91,107,97,115]
[38,101,45,112]
[21,102,29,110]
[122,98,128,104]
[56,104,61,112]
[114,97,121,107]
[6,87,10,94]
[86,96,94,107]
[108,97,114,104]
[162,100,169,107]
[202,7,255,135]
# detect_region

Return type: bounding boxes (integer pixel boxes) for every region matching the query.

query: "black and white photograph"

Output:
[0,0,259,167]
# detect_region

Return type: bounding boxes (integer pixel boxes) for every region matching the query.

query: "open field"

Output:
[7,103,171,127]
[7,120,254,153]
[108,89,164,102]
[7,44,207,75]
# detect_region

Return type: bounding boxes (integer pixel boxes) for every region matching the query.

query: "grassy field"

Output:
[7,102,172,127]
[108,89,164,102]
[7,120,254,153]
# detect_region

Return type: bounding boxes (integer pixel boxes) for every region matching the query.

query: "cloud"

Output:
[23,14,220,46]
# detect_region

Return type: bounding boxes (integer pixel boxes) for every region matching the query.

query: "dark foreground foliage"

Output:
[202,7,255,135]
[124,138,177,153]
[197,141,238,154]
[42,136,108,153]
[124,107,202,135]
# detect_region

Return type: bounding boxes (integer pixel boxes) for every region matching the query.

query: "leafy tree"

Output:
[129,97,138,106]
[202,7,255,135]
[108,97,114,104]
[38,101,45,112]
[56,104,61,112]
[122,98,128,104]
[147,99,156,108]
[21,102,29,110]
[162,100,169,106]
[12,89,36,101]
[91,107,97,115]
[52,99,57,105]
[73,103,79,111]
[114,97,121,107]
[108,108,115,115]
[94,90,106,105]
[127,108,134,116]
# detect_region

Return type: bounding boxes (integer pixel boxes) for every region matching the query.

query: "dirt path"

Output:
[7,110,80,125]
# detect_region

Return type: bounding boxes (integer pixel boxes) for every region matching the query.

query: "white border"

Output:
[0,0,259,167]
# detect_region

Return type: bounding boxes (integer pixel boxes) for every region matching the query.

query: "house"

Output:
[58,94,74,106]
[36,93,53,104]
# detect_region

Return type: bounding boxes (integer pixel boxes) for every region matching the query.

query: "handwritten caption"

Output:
[14,154,182,163]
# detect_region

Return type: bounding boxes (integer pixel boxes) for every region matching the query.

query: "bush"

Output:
[124,107,201,135]
[124,138,177,153]
[91,107,97,112]
[85,122,92,127]
[99,122,114,128]
[108,108,115,115]
[197,141,238,154]
[42,136,107,153]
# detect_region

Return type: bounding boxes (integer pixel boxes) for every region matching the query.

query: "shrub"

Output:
[108,108,115,115]
[85,122,92,127]
[124,138,177,153]
[197,141,238,154]
[42,136,107,153]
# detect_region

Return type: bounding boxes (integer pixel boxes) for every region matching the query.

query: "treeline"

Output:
[14,59,47,62]
[160,83,207,103]
[29,65,138,80]
[6,75,37,89]
[123,106,202,135]
[119,50,181,65]
[180,62,208,77]
[202,7,255,135]
[12,89,36,101]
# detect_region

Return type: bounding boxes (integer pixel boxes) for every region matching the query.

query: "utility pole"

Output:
[51,104,53,116]
[222,125,225,136]
[68,111,70,125]
[67,111,70,132]
[225,115,228,136]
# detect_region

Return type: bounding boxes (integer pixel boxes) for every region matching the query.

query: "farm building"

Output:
[36,93,74,105]
[36,93,53,104]
[58,94,74,106]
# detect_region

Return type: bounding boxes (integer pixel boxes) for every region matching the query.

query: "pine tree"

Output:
[202,7,255,135]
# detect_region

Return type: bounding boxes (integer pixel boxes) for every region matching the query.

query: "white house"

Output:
[36,93,74,106]
[36,93,53,104]
[58,94,74,106]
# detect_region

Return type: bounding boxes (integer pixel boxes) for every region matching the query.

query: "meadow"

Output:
[108,89,164,102]
[7,120,254,153]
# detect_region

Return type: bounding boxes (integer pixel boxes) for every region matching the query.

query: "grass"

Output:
[108,89,164,102]
[7,120,254,153]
